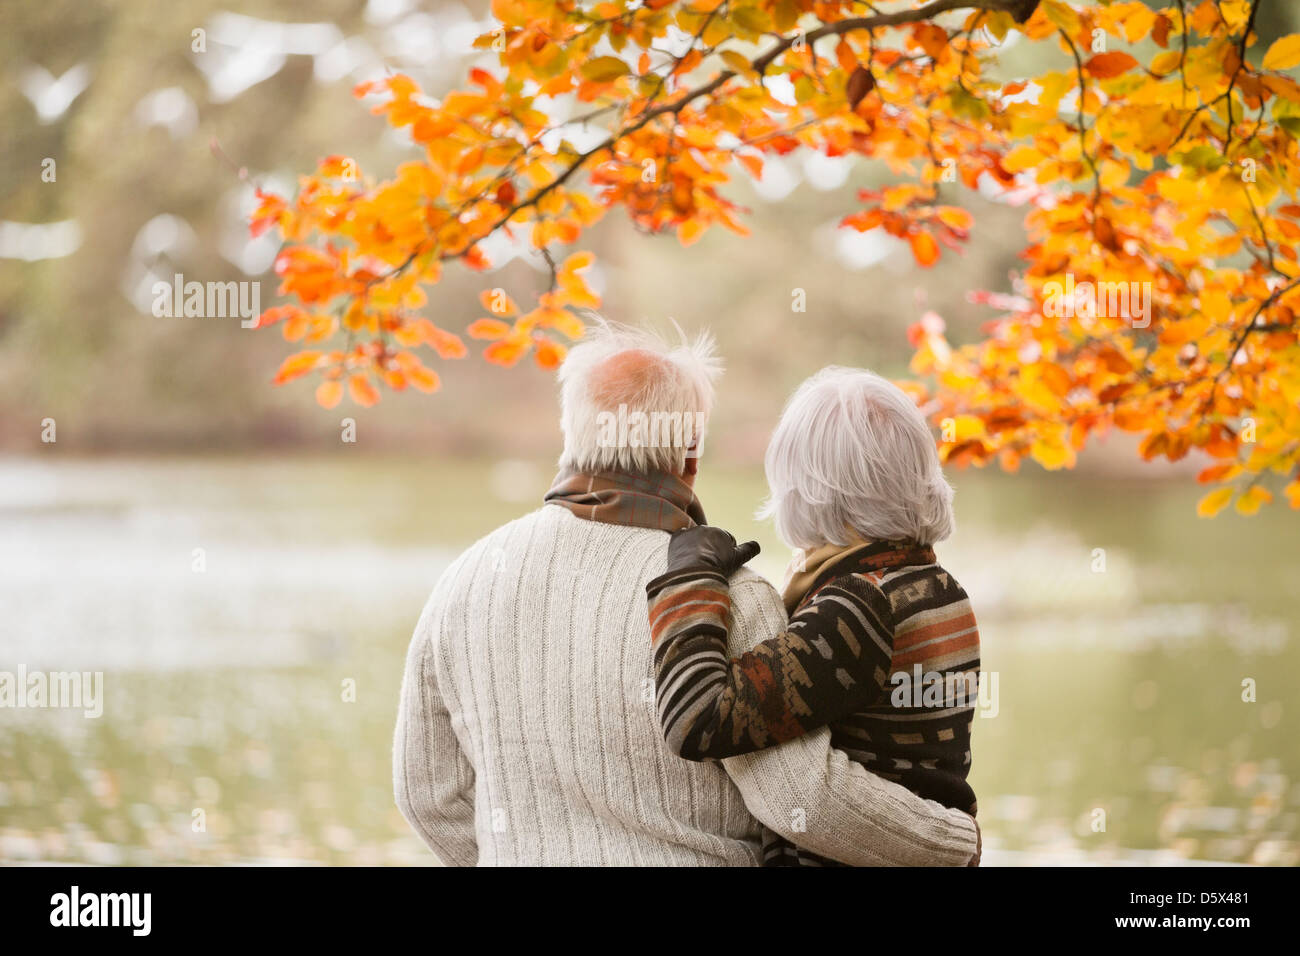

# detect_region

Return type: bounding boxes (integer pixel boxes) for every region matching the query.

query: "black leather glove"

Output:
[664,526,761,580]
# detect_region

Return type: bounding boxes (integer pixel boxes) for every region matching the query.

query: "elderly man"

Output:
[393,322,979,866]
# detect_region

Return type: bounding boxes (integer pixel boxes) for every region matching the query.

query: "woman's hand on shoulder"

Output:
[665,526,761,580]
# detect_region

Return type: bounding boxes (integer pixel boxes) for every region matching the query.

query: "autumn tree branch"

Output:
[465,0,1039,255]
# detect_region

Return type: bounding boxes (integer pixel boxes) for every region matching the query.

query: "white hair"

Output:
[557,318,723,474]
[759,366,955,548]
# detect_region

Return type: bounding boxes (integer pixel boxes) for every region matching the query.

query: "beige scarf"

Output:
[780,539,937,614]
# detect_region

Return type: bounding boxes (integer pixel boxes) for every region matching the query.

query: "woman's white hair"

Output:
[557,317,722,474]
[759,366,955,548]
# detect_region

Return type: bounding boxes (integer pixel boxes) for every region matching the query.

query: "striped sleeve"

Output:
[646,568,896,761]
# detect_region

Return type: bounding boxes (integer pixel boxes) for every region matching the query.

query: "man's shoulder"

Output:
[433,505,670,598]
[725,566,786,653]
[420,509,550,607]
[728,566,782,602]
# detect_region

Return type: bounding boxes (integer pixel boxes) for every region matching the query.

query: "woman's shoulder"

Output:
[819,561,970,612]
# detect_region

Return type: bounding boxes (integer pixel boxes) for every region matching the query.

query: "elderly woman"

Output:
[646,366,981,867]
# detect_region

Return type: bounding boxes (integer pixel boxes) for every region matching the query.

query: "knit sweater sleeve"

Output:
[393,580,478,867]
[719,575,979,866]
[646,565,894,761]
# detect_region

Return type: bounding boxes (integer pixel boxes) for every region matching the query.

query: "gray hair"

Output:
[557,318,722,475]
[759,367,955,548]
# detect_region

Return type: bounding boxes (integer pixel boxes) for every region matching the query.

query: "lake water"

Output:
[1,455,1296,865]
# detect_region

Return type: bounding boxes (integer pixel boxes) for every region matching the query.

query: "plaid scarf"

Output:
[544,466,706,532]
[781,539,936,614]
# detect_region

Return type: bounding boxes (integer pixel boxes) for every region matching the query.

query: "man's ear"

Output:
[682,454,699,480]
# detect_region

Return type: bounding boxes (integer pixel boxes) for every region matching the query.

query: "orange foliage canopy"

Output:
[253,0,1300,515]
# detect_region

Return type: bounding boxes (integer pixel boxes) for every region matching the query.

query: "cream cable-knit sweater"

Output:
[393,504,978,866]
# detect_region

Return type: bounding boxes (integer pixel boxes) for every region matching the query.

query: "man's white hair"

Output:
[759,366,955,548]
[557,318,723,474]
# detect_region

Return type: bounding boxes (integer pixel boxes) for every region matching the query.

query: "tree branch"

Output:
[460,0,1039,255]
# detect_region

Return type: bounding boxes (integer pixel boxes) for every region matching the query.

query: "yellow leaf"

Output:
[1233,485,1272,516]
[561,250,595,274]
[1030,435,1073,470]
[1196,486,1233,518]
[731,6,771,35]
[1041,0,1081,36]
[1262,34,1300,71]
[719,50,753,77]
[580,56,630,83]
[947,415,986,441]
[1002,145,1045,173]
[1150,50,1182,76]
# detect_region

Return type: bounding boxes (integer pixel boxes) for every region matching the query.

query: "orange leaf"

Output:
[909,231,940,267]
[283,310,312,342]
[348,374,380,407]
[678,219,706,246]
[534,338,566,370]
[1152,13,1171,47]
[1285,479,1300,509]
[835,40,859,75]
[1203,426,1239,458]
[467,318,512,340]
[406,363,441,393]
[1196,463,1238,484]
[935,206,974,231]
[422,321,468,359]
[272,351,323,385]
[1112,407,1149,431]
[543,308,586,340]
[1138,431,1169,460]
[255,305,302,329]
[484,338,530,367]
[315,379,343,409]
[393,321,425,348]
[1084,52,1138,79]
[477,289,518,317]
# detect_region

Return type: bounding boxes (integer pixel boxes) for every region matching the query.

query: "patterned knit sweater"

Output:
[647,541,980,866]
